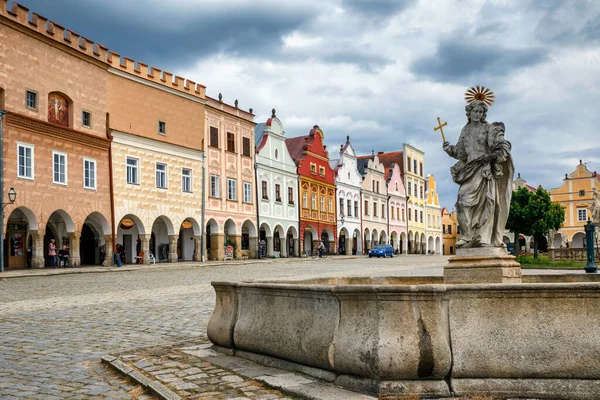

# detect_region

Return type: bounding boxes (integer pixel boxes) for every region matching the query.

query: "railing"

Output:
[549,248,600,261]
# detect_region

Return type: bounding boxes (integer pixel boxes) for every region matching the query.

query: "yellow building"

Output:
[425,174,442,254]
[403,144,426,253]
[549,161,600,248]
[442,208,458,255]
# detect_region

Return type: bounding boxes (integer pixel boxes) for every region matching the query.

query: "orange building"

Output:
[442,208,458,255]
[0,2,112,268]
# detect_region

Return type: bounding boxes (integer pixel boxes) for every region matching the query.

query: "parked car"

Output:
[369,244,394,258]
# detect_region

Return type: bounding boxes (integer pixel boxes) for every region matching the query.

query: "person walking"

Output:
[48,239,57,268]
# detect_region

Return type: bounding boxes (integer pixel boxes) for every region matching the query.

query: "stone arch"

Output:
[273,224,285,254]
[353,228,362,255]
[205,218,220,261]
[5,206,39,268]
[224,219,238,236]
[379,230,387,245]
[420,232,426,254]
[303,224,318,256]
[180,217,201,237]
[338,227,349,255]
[178,217,201,261]
[428,236,434,254]
[364,227,371,252]
[81,212,111,266]
[259,222,272,238]
[503,235,511,244]
[390,230,398,251]
[571,232,586,248]
[400,231,407,254]
[242,219,257,237]
[151,215,175,262]
[435,236,441,254]
[371,229,378,246]
[206,218,219,234]
[552,231,563,248]
[286,225,298,239]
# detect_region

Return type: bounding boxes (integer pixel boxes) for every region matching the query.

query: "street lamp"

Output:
[0,187,16,273]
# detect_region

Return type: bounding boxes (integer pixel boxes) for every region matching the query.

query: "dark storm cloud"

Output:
[341,0,416,18]
[410,38,548,82]
[19,0,317,70]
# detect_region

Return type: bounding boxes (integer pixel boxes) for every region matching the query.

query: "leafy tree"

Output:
[506,187,533,256]
[528,187,565,258]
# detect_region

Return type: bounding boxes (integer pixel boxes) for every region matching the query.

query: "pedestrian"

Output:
[48,238,57,268]
[58,244,70,268]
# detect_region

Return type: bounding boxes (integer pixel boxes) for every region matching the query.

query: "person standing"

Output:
[48,239,57,268]
[58,244,70,268]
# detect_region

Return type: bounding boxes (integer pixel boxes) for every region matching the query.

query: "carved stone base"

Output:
[444,247,522,284]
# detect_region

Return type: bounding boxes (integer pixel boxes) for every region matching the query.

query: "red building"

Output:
[286,126,337,255]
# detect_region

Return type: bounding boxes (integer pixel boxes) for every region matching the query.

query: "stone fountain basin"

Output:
[207,275,600,399]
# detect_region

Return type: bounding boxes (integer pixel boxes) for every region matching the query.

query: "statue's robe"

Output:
[450,123,514,247]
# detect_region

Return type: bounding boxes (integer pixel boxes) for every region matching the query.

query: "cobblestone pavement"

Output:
[0,256,449,399]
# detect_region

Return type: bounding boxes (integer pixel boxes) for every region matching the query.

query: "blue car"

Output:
[368,244,394,258]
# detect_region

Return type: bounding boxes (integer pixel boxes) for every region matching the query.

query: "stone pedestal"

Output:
[444,247,522,284]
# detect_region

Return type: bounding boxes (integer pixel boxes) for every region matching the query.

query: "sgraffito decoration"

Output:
[48,92,69,126]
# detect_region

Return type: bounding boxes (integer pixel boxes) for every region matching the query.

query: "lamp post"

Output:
[584,219,597,273]
[0,188,17,272]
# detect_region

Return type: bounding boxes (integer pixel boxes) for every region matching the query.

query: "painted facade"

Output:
[403,144,426,254]
[0,4,112,269]
[330,136,362,255]
[357,154,388,252]
[442,208,458,255]
[425,174,442,254]
[286,126,336,255]
[378,151,408,254]
[254,112,299,257]
[204,97,257,260]
[549,161,600,249]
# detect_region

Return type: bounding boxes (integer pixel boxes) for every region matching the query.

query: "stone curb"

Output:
[101,355,182,400]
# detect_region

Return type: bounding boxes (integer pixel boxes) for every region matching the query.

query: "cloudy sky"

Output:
[21,0,600,208]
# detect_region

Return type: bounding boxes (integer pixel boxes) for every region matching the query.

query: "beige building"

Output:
[204,97,257,260]
[0,3,112,268]
[404,144,426,253]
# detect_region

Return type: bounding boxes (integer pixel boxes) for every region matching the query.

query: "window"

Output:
[275,184,281,201]
[450,246,454,254]
[339,198,344,216]
[376,181,380,193]
[328,198,333,213]
[381,204,385,218]
[126,157,138,184]
[210,175,220,197]
[448,225,452,234]
[262,181,268,199]
[244,182,252,203]
[82,111,91,127]
[310,163,317,174]
[408,208,412,221]
[373,202,377,217]
[319,166,325,177]
[415,209,418,221]
[372,180,375,192]
[243,137,251,157]
[395,182,399,191]
[579,190,586,197]
[347,199,352,217]
[408,182,411,195]
[321,196,325,212]
[182,168,192,193]
[364,200,369,216]
[303,191,308,208]
[420,162,423,177]
[288,187,294,204]
[227,132,235,152]
[413,159,417,173]
[26,90,37,110]
[402,208,405,221]
[83,158,96,189]
[210,126,219,148]
[17,143,34,179]
[312,194,317,210]
[227,178,236,200]
[443,224,446,234]
[407,157,411,172]
[420,186,424,199]
[391,207,395,220]
[420,211,423,223]
[428,214,431,226]
[578,208,588,222]
[354,201,358,217]
[156,163,167,188]
[158,120,166,135]
[52,151,67,185]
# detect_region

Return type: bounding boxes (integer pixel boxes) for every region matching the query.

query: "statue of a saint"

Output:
[590,189,600,223]
[443,97,514,248]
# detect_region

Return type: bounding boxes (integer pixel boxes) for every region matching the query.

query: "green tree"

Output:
[528,186,565,258]
[506,187,533,256]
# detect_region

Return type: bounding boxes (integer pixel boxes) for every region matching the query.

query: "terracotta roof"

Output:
[525,184,536,192]
[285,135,309,166]
[377,151,404,173]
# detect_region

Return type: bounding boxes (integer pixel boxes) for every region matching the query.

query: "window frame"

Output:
[310,163,317,174]
[354,201,358,217]
[82,110,92,128]
[320,196,325,212]
[26,90,38,110]
[347,199,352,217]
[209,126,219,148]
[16,142,34,180]
[364,200,369,216]
[181,167,193,193]
[227,178,237,201]
[261,180,268,199]
[578,208,588,222]
[83,157,97,190]
[328,198,333,213]
[52,150,68,185]
[242,137,251,157]
[303,191,308,208]
[155,162,167,189]
[319,166,326,177]
[158,120,167,135]
[312,193,317,210]
[243,182,252,203]
[275,183,281,202]
[288,187,294,205]
[210,175,221,198]
[227,132,235,153]
[126,156,139,185]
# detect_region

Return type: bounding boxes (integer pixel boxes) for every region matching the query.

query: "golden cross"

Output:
[433,117,447,143]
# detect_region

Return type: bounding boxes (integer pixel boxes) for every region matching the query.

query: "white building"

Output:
[254,111,299,257]
[330,136,363,255]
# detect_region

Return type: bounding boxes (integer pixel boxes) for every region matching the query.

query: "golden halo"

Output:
[465,86,495,106]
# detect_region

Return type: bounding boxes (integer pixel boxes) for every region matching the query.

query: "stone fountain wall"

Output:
[208,277,600,399]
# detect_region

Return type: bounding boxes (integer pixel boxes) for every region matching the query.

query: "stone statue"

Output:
[443,99,514,248]
[590,189,600,223]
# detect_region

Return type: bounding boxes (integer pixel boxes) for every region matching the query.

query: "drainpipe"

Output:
[106,113,116,265]
[359,190,363,255]
[387,194,391,245]
[254,162,260,258]
[201,153,206,262]
[0,110,5,272]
